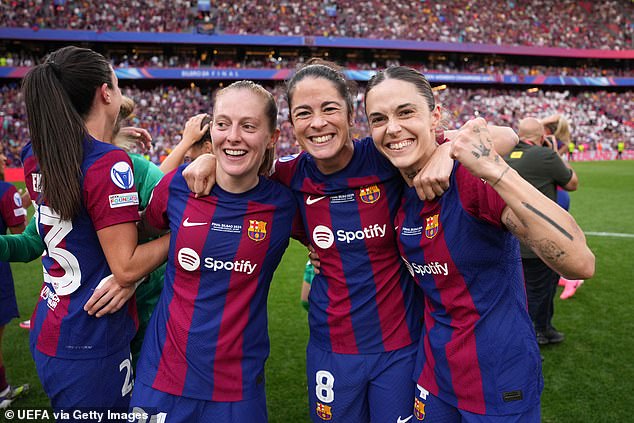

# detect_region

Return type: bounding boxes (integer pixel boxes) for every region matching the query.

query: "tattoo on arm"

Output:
[535,239,566,263]
[504,215,520,233]
[523,202,574,241]
[491,166,510,187]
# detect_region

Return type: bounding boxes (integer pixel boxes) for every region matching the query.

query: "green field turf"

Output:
[2,160,632,422]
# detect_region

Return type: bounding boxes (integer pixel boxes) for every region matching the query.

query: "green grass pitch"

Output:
[2,160,632,422]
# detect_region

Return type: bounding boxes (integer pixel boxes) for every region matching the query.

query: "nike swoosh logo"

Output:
[397,416,413,423]
[306,195,327,205]
[183,217,207,227]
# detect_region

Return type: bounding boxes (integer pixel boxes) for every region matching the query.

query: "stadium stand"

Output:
[1,1,632,50]
[0,1,632,166]
[1,83,631,166]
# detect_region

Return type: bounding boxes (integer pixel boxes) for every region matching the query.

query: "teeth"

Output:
[225,149,246,156]
[388,140,413,151]
[311,135,333,144]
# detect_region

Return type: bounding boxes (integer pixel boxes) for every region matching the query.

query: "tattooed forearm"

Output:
[522,202,574,241]
[504,215,520,233]
[491,166,510,188]
[516,235,566,264]
[535,239,567,263]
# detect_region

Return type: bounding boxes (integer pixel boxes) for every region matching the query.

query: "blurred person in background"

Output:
[0,152,27,409]
[158,113,211,172]
[541,114,584,299]
[300,260,315,312]
[506,117,580,346]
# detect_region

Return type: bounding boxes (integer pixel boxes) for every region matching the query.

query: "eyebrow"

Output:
[292,100,342,113]
[367,103,417,119]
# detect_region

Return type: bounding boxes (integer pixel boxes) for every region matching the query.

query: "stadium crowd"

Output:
[1,83,631,167]
[1,50,632,77]
[1,0,632,50]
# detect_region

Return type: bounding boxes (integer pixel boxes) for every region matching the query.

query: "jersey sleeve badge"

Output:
[110,161,135,189]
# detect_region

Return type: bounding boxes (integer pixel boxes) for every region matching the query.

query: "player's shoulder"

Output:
[259,176,295,203]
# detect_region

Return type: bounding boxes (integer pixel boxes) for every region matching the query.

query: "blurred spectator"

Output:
[1,83,631,165]
[0,1,631,50]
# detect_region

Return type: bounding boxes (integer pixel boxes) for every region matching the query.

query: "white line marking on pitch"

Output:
[585,231,634,238]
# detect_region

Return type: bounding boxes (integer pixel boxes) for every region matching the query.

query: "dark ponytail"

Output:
[22,46,113,220]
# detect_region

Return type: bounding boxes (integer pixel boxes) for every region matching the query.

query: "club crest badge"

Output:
[414,397,426,420]
[425,214,439,239]
[359,184,380,204]
[248,220,267,242]
[316,402,332,421]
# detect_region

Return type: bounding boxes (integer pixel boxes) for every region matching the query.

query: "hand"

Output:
[412,141,453,201]
[181,113,210,147]
[308,245,321,275]
[449,118,506,183]
[544,135,557,151]
[182,153,217,197]
[18,188,31,207]
[116,127,153,152]
[83,274,138,318]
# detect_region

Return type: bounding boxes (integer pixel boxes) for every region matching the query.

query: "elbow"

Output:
[111,267,140,288]
[562,250,596,280]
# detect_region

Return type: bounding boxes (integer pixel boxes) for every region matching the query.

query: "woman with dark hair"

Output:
[364,66,594,422]
[21,46,168,411]
[184,59,518,422]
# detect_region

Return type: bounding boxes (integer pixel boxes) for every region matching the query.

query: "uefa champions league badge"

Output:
[13,191,22,207]
[278,153,299,163]
[110,161,135,189]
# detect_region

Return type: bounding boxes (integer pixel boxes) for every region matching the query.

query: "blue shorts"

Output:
[556,189,571,211]
[130,381,267,423]
[0,264,19,327]
[32,346,133,412]
[306,342,417,423]
[412,384,540,423]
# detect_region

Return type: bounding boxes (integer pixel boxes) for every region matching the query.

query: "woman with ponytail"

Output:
[21,46,168,412]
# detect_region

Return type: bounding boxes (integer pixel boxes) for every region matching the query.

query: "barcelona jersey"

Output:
[0,180,27,326]
[21,138,140,359]
[273,137,421,354]
[396,163,542,415]
[137,168,296,401]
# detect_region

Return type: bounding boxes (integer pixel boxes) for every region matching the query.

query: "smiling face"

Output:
[365,78,441,176]
[289,77,354,174]
[211,87,278,192]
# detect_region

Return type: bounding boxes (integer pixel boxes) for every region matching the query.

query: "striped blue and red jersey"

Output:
[273,137,421,354]
[137,168,296,401]
[0,181,26,286]
[21,138,140,359]
[396,163,542,415]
